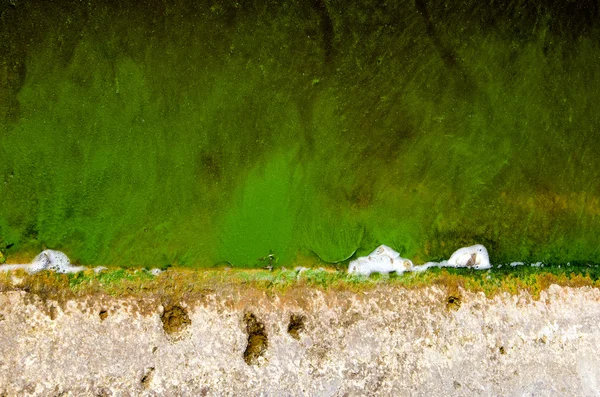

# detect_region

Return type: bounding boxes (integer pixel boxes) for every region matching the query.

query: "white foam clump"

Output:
[446,244,491,270]
[414,245,491,271]
[348,245,413,276]
[0,250,88,274]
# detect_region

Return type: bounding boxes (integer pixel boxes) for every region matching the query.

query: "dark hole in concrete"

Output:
[48,305,58,320]
[161,305,191,335]
[243,312,268,365]
[95,387,111,397]
[141,367,155,389]
[446,295,461,311]
[499,346,506,355]
[287,314,306,340]
[99,310,108,321]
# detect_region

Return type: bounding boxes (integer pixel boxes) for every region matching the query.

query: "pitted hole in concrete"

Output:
[287,314,306,340]
[161,305,191,335]
[95,387,111,397]
[99,310,108,321]
[446,295,461,311]
[499,346,506,355]
[48,304,58,320]
[243,312,268,365]
[141,367,155,389]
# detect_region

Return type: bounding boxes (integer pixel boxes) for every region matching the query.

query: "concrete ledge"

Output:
[0,285,599,396]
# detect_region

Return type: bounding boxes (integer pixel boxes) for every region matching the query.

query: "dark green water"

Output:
[1,0,599,267]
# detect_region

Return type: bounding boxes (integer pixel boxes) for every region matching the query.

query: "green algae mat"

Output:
[1,1,600,268]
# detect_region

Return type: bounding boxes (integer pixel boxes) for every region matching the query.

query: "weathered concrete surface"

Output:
[1,284,600,396]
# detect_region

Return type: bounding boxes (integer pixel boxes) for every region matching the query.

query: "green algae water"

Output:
[1,0,599,268]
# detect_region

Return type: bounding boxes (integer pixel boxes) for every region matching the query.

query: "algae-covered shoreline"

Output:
[1,264,599,307]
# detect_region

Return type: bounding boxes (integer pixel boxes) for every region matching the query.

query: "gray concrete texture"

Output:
[0,284,599,396]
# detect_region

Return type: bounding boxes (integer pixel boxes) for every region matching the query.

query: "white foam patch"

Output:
[411,261,447,272]
[509,261,545,268]
[0,264,34,272]
[446,244,491,270]
[0,251,138,275]
[0,250,91,274]
[348,244,493,276]
[348,245,414,276]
